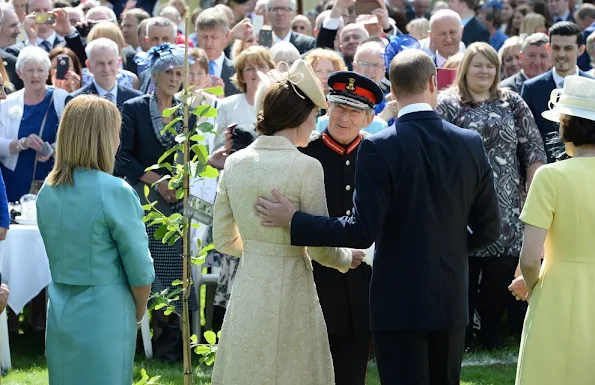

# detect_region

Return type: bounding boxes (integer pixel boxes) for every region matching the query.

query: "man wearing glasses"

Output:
[266,0,316,54]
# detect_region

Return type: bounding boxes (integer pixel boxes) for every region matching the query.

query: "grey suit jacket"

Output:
[290,31,316,55]
[500,71,528,94]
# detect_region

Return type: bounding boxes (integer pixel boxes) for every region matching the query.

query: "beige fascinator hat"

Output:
[254,59,328,114]
[542,76,595,123]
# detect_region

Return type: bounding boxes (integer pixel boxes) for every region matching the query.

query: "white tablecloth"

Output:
[0,225,51,314]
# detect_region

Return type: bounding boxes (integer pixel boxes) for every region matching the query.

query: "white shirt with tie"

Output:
[94,80,118,104]
[552,66,578,88]
[29,32,57,49]
[209,53,226,78]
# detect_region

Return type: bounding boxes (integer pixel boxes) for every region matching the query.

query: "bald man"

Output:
[255,49,499,384]
[426,9,465,67]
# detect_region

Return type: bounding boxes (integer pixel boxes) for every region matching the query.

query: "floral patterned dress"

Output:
[436,89,547,258]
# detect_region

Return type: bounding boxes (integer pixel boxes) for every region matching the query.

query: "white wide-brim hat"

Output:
[542,75,595,123]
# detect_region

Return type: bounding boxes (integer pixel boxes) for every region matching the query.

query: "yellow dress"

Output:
[516,157,595,385]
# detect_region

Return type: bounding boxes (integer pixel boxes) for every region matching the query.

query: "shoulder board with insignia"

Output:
[309,131,322,143]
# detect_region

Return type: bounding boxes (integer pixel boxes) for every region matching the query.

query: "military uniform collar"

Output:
[321,130,363,155]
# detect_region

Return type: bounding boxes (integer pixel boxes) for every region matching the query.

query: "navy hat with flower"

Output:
[134,43,193,75]
[383,34,421,70]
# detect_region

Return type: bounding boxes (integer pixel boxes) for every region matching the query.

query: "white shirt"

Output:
[552,66,578,88]
[209,53,226,78]
[436,52,448,68]
[30,31,57,48]
[397,102,433,118]
[94,80,118,103]
[274,31,292,44]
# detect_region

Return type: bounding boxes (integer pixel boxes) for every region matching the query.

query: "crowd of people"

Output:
[0,0,593,383]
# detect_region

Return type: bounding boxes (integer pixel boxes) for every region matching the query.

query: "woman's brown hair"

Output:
[560,114,595,147]
[231,46,274,93]
[256,81,315,135]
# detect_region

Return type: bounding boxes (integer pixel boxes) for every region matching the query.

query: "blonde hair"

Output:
[304,48,347,73]
[520,13,546,35]
[46,95,121,186]
[231,46,274,93]
[443,52,464,70]
[456,42,504,105]
[87,21,126,61]
[587,30,595,63]
[406,18,430,40]
[498,36,523,72]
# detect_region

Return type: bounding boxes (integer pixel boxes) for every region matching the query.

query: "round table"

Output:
[0,224,51,314]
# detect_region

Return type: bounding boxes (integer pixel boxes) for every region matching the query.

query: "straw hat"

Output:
[255,59,328,113]
[542,76,595,123]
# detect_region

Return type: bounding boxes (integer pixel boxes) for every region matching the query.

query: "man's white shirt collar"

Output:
[552,66,578,88]
[274,31,292,44]
[398,103,434,118]
[436,52,448,68]
[94,80,118,100]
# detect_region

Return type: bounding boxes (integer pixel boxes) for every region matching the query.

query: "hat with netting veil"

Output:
[542,76,595,123]
[255,59,328,113]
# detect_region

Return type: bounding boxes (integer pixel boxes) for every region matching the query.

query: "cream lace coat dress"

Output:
[211,135,352,385]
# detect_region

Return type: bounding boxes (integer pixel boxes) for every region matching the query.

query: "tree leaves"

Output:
[162,104,181,117]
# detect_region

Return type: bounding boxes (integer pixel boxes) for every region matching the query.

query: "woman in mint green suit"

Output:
[36,95,155,385]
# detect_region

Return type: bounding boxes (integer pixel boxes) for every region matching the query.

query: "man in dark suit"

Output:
[301,71,383,385]
[0,6,24,89]
[255,50,500,385]
[575,4,595,70]
[549,0,574,23]
[521,22,594,162]
[195,8,239,97]
[66,38,141,108]
[449,0,490,46]
[267,0,316,54]
[501,32,550,93]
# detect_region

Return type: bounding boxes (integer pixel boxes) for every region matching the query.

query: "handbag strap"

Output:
[30,90,56,185]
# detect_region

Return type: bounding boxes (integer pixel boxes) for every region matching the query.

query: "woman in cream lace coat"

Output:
[211,60,363,385]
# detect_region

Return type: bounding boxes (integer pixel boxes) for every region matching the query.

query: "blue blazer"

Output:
[578,22,595,71]
[462,17,490,46]
[0,169,9,229]
[521,68,595,162]
[66,82,142,111]
[290,110,500,331]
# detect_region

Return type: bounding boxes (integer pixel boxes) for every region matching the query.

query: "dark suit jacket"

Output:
[115,94,197,188]
[290,110,500,332]
[316,27,353,71]
[520,68,594,162]
[221,56,239,97]
[0,49,23,90]
[578,21,595,71]
[66,82,142,110]
[462,17,490,46]
[290,31,316,55]
[123,45,139,75]
[500,70,528,94]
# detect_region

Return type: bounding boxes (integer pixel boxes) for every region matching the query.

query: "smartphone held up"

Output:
[34,12,55,25]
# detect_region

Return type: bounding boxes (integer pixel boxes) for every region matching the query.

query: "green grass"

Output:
[3,329,518,385]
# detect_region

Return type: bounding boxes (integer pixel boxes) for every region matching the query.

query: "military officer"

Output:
[301,71,384,385]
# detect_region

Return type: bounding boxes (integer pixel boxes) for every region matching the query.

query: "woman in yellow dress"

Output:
[515,75,595,384]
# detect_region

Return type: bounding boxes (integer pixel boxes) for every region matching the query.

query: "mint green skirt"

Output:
[46,282,137,385]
